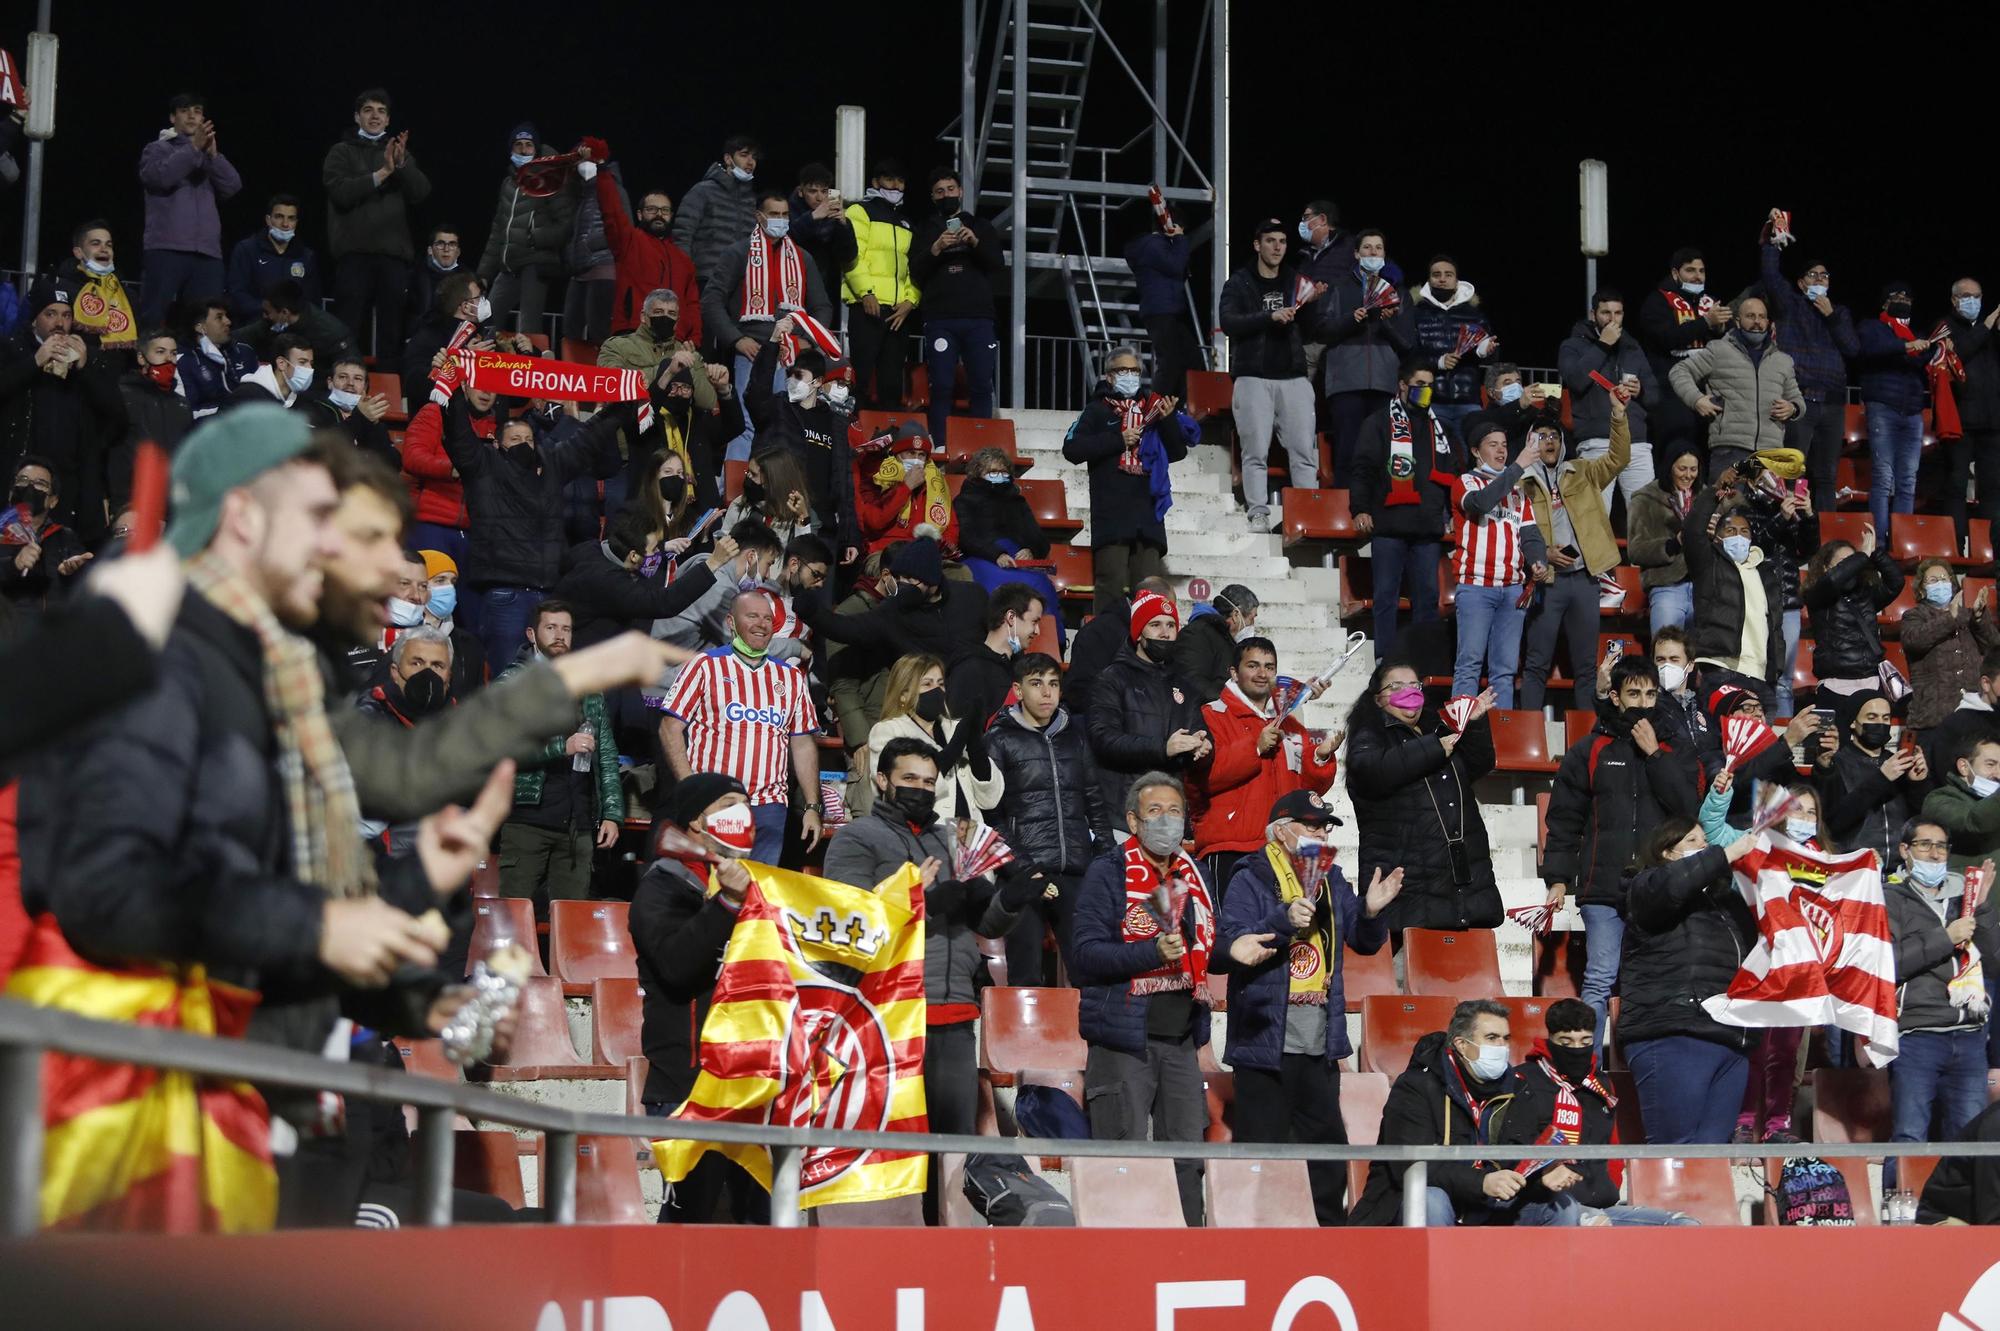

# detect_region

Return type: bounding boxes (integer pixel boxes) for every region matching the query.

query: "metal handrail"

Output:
[2,997,1991,1234]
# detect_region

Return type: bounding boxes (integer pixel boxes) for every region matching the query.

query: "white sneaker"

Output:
[1247,506,1269,532]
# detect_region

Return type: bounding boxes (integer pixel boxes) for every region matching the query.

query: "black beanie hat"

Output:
[888,537,944,586]
[665,773,748,830]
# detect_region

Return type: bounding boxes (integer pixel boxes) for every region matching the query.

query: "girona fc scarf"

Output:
[1661,288,1718,325]
[426,319,479,407]
[654,861,928,1209]
[739,230,808,321]
[781,309,843,366]
[1385,398,1453,507]
[1120,840,1214,998]
[443,351,656,433]
[1701,837,1901,1067]
[1266,842,1331,1005]
[1514,1048,1619,1181]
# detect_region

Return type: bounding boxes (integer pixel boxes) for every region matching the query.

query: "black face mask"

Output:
[504,442,538,467]
[648,314,676,341]
[892,583,930,609]
[1887,298,1913,319]
[914,687,948,723]
[9,485,47,516]
[1548,1044,1595,1084]
[740,477,766,507]
[1137,635,1172,664]
[883,783,937,826]
[402,668,448,714]
[1856,722,1892,751]
[935,194,962,218]
[658,475,688,505]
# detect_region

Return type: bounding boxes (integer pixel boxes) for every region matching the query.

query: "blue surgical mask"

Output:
[509,153,533,169]
[1682,281,1706,296]
[1497,382,1524,405]
[1973,775,2000,799]
[1461,1042,1509,1082]
[1297,220,1315,242]
[268,227,295,244]
[327,387,361,412]
[1784,817,1818,844]
[1737,328,1767,346]
[1357,255,1386,275]
[981,471,1011,485]
[764,217,790,240]
[1721,534,1752,564]
[356,126,386,142]
[1804,284,1828,302]
[427,583,457,619]
[1959,297,1983,322]
[1909,857,1949,889]
[1111,371,1142,397]
[1925,580,1955,606]
[730,164,755,182]
[83,258,114,276]
[287,363,315,393]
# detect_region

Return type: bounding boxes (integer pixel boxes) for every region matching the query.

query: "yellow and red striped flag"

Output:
[653,862,928,1208]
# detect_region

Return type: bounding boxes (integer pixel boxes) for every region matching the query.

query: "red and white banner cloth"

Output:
[1701,837,1900,1067]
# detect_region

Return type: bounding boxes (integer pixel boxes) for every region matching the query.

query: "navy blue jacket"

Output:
[176,340,260,418]
[1854,316,1930,414]
[226,232,323,324]
[1216,851,1386,1069]
[1124,232,1191,318]
[1071,848,1213,1056]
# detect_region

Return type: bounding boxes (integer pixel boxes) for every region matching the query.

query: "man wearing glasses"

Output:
[1757,222,1859,513]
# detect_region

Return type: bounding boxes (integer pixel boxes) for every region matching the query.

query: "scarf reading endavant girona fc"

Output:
[434,345,656,432]
[1119,840,1214,999]
[1384,398,1456,507]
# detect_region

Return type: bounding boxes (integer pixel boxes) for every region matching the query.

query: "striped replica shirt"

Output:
[659,646,818,805]
[1452,468,1528,587]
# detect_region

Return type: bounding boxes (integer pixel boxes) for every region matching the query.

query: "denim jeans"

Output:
[1648,582,1693,633]
[727,344,787,463]
[1578,905,1624,1048]
[1776,607,1802,715]
[1625,1035,1750,1144]
[1587,1204,1700,1227]
[750,800,789,864]
[1867,402,1923,533]
[1453,583,1526,707]
[1425,1188,1581,1227]
[1885,1027,1990,1189]
[922,317,999,446]
[475,586,545,676]
[1370,536,1441,662]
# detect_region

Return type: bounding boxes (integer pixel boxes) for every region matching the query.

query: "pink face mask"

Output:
[1387,686,1425,711]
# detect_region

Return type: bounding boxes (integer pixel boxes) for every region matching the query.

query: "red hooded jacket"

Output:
[1191,681,1339,855]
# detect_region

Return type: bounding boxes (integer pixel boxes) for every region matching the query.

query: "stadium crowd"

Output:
[0,81,1998,1234]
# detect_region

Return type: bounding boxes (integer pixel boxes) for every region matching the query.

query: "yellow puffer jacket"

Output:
[843,196,920,307]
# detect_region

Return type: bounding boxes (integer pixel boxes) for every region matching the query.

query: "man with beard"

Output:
[576,139,700,341]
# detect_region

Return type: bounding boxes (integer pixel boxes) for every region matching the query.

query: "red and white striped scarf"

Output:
[1515,1048,1619,1180]
[427,320,479,407]
[740,229,808,321]
[1661,288,1718,325]
[1701,838,1901,1067]
[780,309,842,366]
[1108,392,1165,474]
[1118,839,1213,999]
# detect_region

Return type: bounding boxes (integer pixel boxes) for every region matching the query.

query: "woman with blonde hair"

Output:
[867,652,1004,828]
[1903,556,2000,736]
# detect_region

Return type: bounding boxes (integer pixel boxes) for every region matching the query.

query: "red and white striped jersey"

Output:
[1452,469,1527,587]
[659,647,818,805]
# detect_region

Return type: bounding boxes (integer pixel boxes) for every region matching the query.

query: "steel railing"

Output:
[5,996,1995,1234]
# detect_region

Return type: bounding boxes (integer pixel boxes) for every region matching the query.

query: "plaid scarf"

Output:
[739,229,808,321]
[1119,839,1213,999]
[186,553,369,898]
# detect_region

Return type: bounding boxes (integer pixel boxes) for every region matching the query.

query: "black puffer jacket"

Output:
[1739,485,1819,613]
[1349,1030,1519,1227]
[476,144,579,280]
[551,539,718,650]
[1683,486,1786,681]
[797,577,989,669]
[446,405,626,590]
[1085,641,1206,814]
[1175,610,1236,705]
[1805,545,1903,682]
[954,477,1050,564]
[1544,718,1703,908]
[986,705,1114,875]
[1345,709,1501,930]
[629,856,737,1106]
[1820,739,1924,870]
[111,371,193,511]
[1616,845,1758,1052]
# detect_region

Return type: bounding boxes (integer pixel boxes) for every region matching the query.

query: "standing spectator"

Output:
[1218,790,1398,1226]
[1544,656,1703,1045]
[1942,278,2000,556]
[575,139,700,341]
[1063,573,1174,716]
[793,536,988,669]
[987,651,1114,981]
[909,168,1004,445]
[54,221,137,356]
[1668,295,1804,479]
[844,160,920,410]
[136,92,241,325]
[1854,280,1932,534]
[404,224,465,345]
[1637,247,1732,461]
[1087,590,1211,815]
[1410,255,1496,444]
[598,288,720,487]
[944,583,1043,733]
[305,354,395,458]
[1557,289,1657,513]
[704,192,834,462]
[492,600,620,908]
[1518,396,1631,711]
[1345,662,1502,931]
[399,387,498,567]
[235,279,354,369]
[176,297,259,420]
[1125,208,1198,400]
[1618,816,1760,1144]
[1062,344,1197,609]
[672,133,761,291]
[869,652,1005,827]
[402,274,510,401]
[1351,360,1457,659]
[1684,487,1785,711]
[111,329,191,513]
[1177,583,1260,705]
[0,279,125,541]
[748,319,852,527]
[1072,771,1214,1226]
[1802,528,1903,726]
[1922,735,2000,873]
[723,447,818,548]
[1906,560,2000,739]
[564,161,621,348]
[1823,691,1929,872]
[1628,447,1701,631]
[552,507,725,650]
[1,456,90,616]
[476,124,578,338]
[659,589,823,862]
[1734,466,1820,716]
[1450,421,1544,707]
[1191,636,1340,894]
[787,163,856,311]
[1289,199,1398,403]
[1219,219,1316,533]
[226,194,322,326]
[323,89,430,358]
[1758,235,1858,513]
[1642,625,1720,768]
[823,564,895,815]
[1318,228,1413,487]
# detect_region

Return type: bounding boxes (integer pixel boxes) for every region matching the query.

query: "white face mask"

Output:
[1459,1041,1509,1081]
[1233,624,1260,643]
[729,164,755,182]
[387,596,424,628]
[1721,534,1752,564]
[1656,661,1687,694]
[786,375,815,404]
[874,187,904,205]
[475,297,493,323]
[1357,255,1386,275]
[824,382,851,407]
[327,387,361,412]
[83,258,114,276]
[1972,775,2000,799]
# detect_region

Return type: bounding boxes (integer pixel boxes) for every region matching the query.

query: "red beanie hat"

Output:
[1130,589,1178,643]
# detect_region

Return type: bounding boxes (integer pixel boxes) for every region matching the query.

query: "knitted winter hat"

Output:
[1130,589,1178,643]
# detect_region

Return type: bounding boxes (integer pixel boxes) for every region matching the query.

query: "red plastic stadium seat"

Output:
[1202,1066,1234,1143]
[549,899,636,996]
[1600,564,1642,617]
[1358,995,1456,1079]
[624,1055,647,1118]
[542,1134,647,1224]
[1403,928,1503,999]
[1026,612,1060,661]
[1835,457,1871,510]
[1281,488,1356,545]
[1493,996,1552,1067]
[1607,1070,1645,1144]
[1843,403,1865,446]
[1069,1157,1187,1227]
[1810,1068,1892,1144]
[979,986,1085,1076]
[1761,1156,1876,1225]
[1563,709,1597,749]
[1205,1158,1318,1227]
[1340,1070,1391,1214]
[853,408,929,443]
[392,1037,462,1082]
[1534,792,1551,869]
[1882,641,1908,682]
[1021,478,1081,536]
[1042,543,1095,602]
[942,417,1023,472]
[1878,580,1917,632]
[560,337,598,366]
[1794,642,1819,694]
[1597,632,1644,664]
[1532,932,1585,1000]
[487,976,616,1081]
[814,1194,926,1226]
[470,859,499,898]
[723,458,748,505]
[1817,512,1871,554]
[1625,1157,1742,1226]
[368,372,407,422]
[589,978,645,1067]
[1488,709,1559,775]
[976,934,1009,988]
[1891,513,1957,565]
[1897,1155,1941,1200]
[466,897,546,977]
[1970,520,1995,567]
[1342,939,1398,1012]
[454,1130,527,1210]
[1183,369,1233,423]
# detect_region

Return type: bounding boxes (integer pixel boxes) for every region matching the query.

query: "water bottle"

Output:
[571,728,592,772]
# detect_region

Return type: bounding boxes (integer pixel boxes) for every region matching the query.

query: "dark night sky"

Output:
[0,4,1972,370]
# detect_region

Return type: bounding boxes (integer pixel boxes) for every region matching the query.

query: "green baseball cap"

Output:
[165,404,316,558]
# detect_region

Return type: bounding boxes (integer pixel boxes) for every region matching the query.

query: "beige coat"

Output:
[1520,413,1631,576]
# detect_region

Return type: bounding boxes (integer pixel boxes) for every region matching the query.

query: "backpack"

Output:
[1013,1082,1092,1141]
[960,1153,1075,1227]
[1774,1156,1856,1226]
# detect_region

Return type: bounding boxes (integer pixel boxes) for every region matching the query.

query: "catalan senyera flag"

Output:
[653,862,928,1207]
[3,916,278,1232]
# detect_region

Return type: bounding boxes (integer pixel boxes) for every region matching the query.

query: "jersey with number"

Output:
[659,647,818,805]
[1451,469,1527,587]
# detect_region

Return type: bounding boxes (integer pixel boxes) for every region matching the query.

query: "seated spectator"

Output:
[1176,583,1260,705]
[476,123,578,338]
[176,296,259,419]
[1668,294,1803,479]
[1884,816,1999,1189]
[1087,589,1210,815]
[1062,343,1197,605]
[796,535,986,669]
[1545,656,1701,1044]
[1618,816,1759,1143]
[1855,280,1930,533]
[357,624,454,727]
[1906,560,2000,739]
[399,387,497,565]
[1317,227,1414,488]
[0,279,125,540]
[416,548,486,696]
[869,652,1004,828]
[599,288,723,497]
[1450,420,1544,707]
[853,422,959,555]
[987,650,1113,981]
[1345,661,1502,931]
[650,522,792,694]
[1191,636,1340,896]
[1219,790,1397,1226]
[625,448,709,557]
[1803,527,1903,728]
[1684,486,1784,712]
[1072,771,1213,1225]
[1918,1099,2000,1224]
[704,190,836,461]
[945,582,1043,733]
[747,327,853,529]
[405,223,465,345]
[235,278,354,369]
[1557,289,1656,514]
[1924,735,2000,872]
[226,193,321,325]
[1350,360,1457,660]
[1823,692,1929,872]
[955,445,1059,627]
[2,456,90,616]
[723,445,817,548]
[111,328,192,512]
[553,506,727,651]
[1219,223,1316,529]
[304,354,395,457]
[1519,392,1631,711]
[226,332,314,411]
[54,219,137,357]
[1410,255,1496,445]
[1627,446,1700,632]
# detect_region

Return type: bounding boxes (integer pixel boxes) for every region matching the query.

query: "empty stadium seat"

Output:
[1042,543,1095,601]
[590,978,645,1066]
[1488,709,1559,775]
[1564,709,1598,749]
[1816,512,1871,553]
[1761,1156,1876,1224]
[1882,640,1908,682]
[1358,995,1456,1078]
[1607,1070,1645,1145]
[470,859,499,898]
[1202,1067,1234,1143]
[1890,513,1957,565]
[467,897,546,976]
[853,408,929,442]
[1810,1068,1891,1144]
[549,900,636,995]
[1877,580,1917,632]
[1342,939,1398,1012]
[454,1130,527,1210]
[1834,458,1870,510]
[1069,1157,1187,1227]
[487,976,616,1080]
[368,371,406,421]
[1625,1157,1741,1226]
[1204,1158,1318,1227]
[1894,1154,1941,1199]
[1971,520,1995,567]
[941,417,1024,472]
[560,336,598,366]
[1340,1070,1391,1214]
[392,1037,462,1082]
[1183,369,1233,423]
[980,987,1085,1075]
[723,458,748,505]
[1531,932,1584,1000]
[623,1055,647,1117]
[1493,996,1552,1066]
[1021,478,1082,535]
[1403,928,1504,999]
[544,1134,647,1224]
[1281,488,1357,545]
